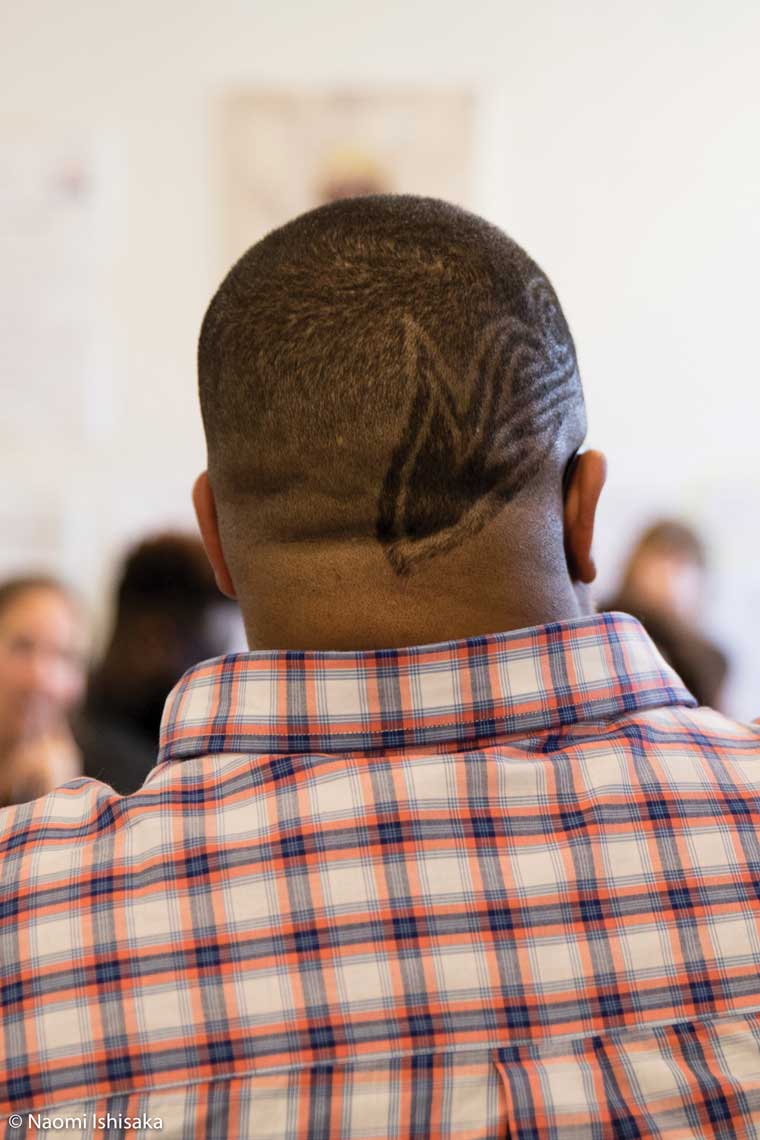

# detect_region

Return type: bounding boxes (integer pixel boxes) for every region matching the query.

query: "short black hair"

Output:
[199,195,584,574]
[115,533,222,620]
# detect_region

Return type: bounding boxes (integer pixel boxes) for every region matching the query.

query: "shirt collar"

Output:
[157,612,695,764]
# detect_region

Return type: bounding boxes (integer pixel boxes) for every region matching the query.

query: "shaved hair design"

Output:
[199,195,585,574]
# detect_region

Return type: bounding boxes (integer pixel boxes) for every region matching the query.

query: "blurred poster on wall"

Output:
[217,90,474,263]
[0,134,107,446]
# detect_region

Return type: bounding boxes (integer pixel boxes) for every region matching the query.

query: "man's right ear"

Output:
[192,472,237,600]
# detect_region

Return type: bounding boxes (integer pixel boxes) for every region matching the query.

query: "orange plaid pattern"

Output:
[1,612,760,1138]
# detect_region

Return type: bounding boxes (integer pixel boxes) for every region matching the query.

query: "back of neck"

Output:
[232,529,587,652]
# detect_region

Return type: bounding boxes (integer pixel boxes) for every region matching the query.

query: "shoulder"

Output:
[612,704,760,793]
[0,777,129,862]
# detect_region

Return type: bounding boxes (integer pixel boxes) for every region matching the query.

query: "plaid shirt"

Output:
[2,612,760,1138]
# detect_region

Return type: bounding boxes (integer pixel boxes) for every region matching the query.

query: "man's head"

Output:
[195,195,606,649]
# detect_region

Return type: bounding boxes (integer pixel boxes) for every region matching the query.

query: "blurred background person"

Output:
[603,518,728,708]
[0,576,87,807]
[76,532,242,795]
[611,518,706,624]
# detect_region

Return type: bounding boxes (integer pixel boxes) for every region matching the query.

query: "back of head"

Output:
[115,533,222,623]
[81,536,237,791]
[96,533,235,715]
[198,196,591,647]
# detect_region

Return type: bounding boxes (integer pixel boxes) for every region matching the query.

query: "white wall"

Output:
[2,0,759,713]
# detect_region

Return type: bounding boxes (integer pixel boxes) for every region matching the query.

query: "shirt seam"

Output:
[16,1003,760,1114]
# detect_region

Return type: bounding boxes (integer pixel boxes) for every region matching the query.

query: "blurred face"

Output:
[0,588,87,745]
[627,550,704,624]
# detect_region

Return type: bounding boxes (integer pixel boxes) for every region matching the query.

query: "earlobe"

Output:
[563,450,607,585]
[192,472,237,600]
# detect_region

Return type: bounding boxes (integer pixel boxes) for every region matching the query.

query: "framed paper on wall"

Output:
[217,90,475,263]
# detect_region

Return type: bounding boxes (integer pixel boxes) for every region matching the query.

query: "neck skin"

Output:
[228,505,591,652]
[196,448,606,652]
